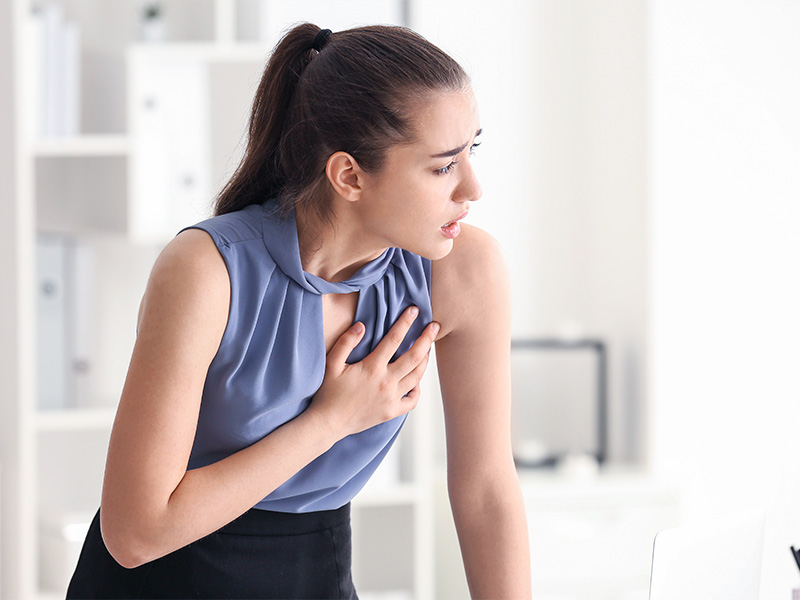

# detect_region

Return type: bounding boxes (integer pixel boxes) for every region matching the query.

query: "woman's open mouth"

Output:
[440,210,468,239]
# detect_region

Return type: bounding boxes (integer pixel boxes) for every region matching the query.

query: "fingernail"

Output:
[409,306,419,317]
[432,322,440,334]
[352,322,364,334]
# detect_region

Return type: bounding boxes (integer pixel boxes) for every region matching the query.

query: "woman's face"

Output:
[357,89,483,260]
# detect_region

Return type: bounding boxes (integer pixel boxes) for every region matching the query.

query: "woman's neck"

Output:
[295,204,387,284]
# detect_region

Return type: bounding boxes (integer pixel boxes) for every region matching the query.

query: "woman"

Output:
[67,23,531,599]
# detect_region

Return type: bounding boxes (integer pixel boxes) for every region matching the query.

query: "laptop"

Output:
[648,510,766,600]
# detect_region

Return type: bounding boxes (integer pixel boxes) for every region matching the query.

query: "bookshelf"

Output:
[2,1,433,599]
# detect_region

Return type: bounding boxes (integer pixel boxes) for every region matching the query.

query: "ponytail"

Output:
[213,23,469,223]
[214,23,320,217]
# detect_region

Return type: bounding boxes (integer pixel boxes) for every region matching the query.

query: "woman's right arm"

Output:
[101,229,437,569]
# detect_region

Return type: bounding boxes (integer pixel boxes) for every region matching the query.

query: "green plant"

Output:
[143,3,162,20]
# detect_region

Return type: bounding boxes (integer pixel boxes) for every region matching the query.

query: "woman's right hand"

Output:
[308,306,440,438]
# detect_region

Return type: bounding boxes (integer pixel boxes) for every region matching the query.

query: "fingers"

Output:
[390,320,438,378]
[326,321,365,372]
[369,305,421,365]
[397,351,430,397]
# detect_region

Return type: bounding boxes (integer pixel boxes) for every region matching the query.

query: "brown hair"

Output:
[213,23,470,226]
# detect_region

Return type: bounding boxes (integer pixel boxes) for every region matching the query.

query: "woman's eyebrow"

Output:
[429,128,483,158]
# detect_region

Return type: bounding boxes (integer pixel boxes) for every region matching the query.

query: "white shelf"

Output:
[35,407,116,432]
[33,135,130,157]
[5,2,433,599]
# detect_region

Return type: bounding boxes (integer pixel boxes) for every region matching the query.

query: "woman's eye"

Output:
[469,141,481,156]
[435,160,458,175]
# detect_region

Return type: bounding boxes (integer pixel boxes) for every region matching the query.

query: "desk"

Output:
[520,467,680,600]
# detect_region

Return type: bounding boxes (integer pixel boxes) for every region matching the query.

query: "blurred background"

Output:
[1,0,799,598]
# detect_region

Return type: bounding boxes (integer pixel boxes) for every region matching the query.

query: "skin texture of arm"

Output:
[100,228,437,569]
[431,223,532,599]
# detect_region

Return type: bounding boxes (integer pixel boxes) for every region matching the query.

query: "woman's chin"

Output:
[418,239,455,262]
[395,232,456,261]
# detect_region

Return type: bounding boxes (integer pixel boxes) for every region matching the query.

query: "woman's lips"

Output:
[440,210,468,239]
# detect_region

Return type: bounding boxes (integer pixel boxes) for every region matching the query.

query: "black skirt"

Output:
[66,503,358,600]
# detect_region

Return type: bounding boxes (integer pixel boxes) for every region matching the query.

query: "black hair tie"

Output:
[312,28,332,52]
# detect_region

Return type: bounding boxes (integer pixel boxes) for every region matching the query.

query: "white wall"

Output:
[413,0,649,465]
[414,2,649,596]
[648,1,800,596]
[410,0,538,331]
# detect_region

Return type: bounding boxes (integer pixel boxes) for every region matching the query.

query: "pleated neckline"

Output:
[259,201,394,296]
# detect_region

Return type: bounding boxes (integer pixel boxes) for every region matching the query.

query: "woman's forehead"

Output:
[410,90,481,156]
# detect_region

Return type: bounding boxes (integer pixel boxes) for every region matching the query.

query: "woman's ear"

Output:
[325,151,365,203]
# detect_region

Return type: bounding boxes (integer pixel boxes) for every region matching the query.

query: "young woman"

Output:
[67,23,531,599]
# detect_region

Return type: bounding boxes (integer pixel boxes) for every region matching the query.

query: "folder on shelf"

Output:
[30,3,81,137]
[36,234,70,410]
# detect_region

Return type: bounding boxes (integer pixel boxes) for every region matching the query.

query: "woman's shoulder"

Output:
[134,226,230,348]
[430,223,510,340]
[431,222,508,293]
[433,222,505,273]
[150,228,230,307]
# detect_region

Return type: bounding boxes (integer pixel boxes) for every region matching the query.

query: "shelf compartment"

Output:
[34,234,156,418]
[35,155,128,235]
[127,44,265,242]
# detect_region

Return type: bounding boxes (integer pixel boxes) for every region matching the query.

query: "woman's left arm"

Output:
[431,224,532,599]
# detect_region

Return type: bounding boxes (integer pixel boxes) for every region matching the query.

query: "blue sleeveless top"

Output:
[178,201,433,513]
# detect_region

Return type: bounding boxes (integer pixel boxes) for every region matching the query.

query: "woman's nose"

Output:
[457,158,482,203]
